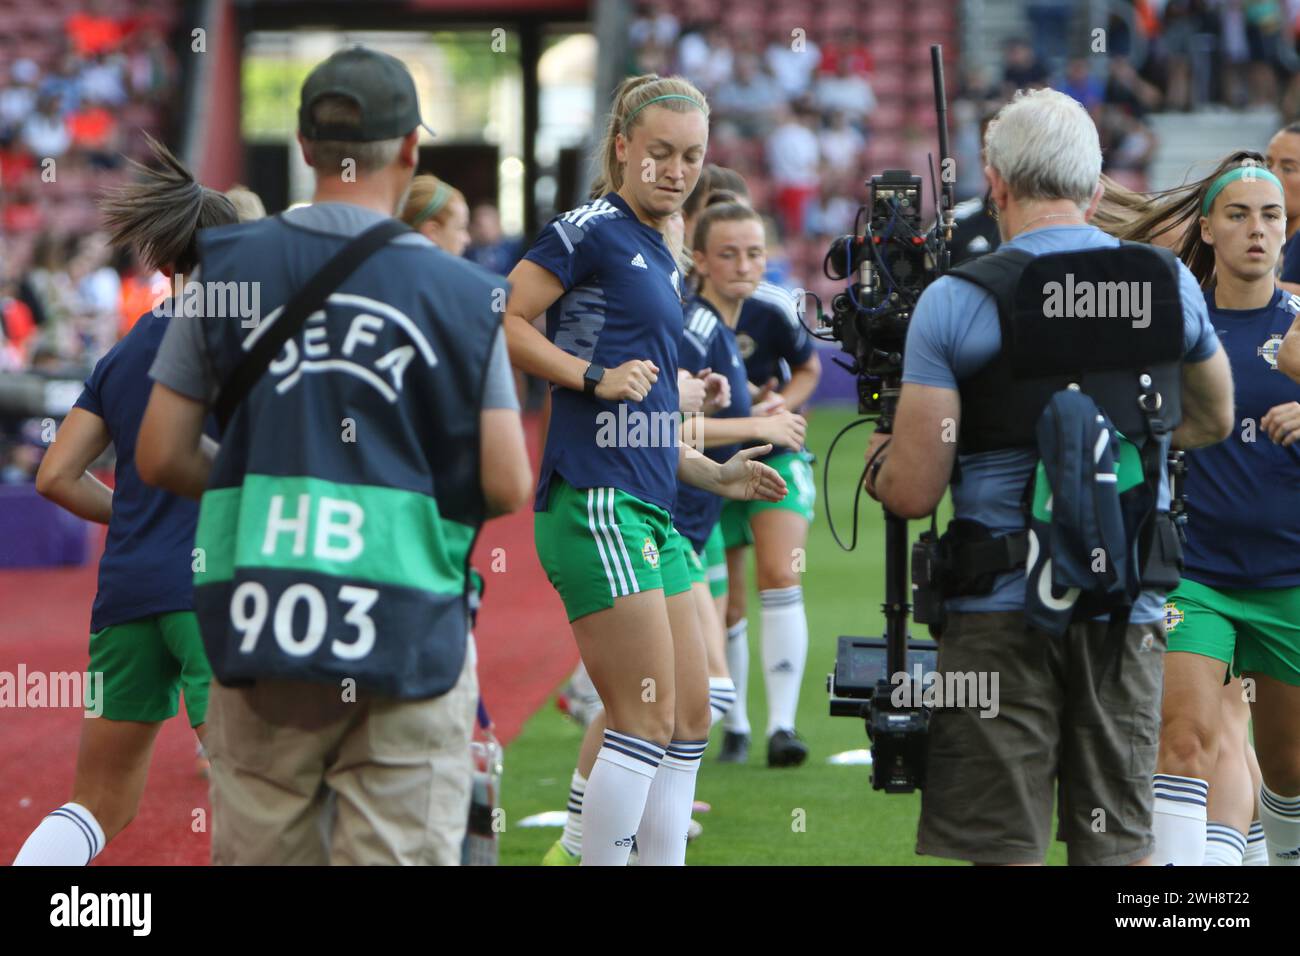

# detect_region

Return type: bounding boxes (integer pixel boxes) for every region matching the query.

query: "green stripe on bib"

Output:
[194,473,474,595]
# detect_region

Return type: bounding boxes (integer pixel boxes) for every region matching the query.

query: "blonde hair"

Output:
[400,174,466,229]
[589,74,710,200]
[225,184,266,222]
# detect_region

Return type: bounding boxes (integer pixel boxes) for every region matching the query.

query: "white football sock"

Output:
[1244,820,1268,866]
[569,660,596,701]
[761,586,807,736]
[1151,774,1208,865]
[1203,822,1246,865]
[636,740,706,866]
[560,770,586,857]
[723,619,750,734]
[708,677,736,728]
[581,731,663,866]
[1260,785,1300,865]
[13,802,106,866]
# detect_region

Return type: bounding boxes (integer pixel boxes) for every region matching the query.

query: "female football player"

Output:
[399,174,471,256]
[14,136,236,865]
[684,169,822,766]
[1121,153,1300,865]
[503,74,785,866]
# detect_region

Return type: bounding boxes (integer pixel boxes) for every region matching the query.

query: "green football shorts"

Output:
[1164,578,1300,686]
[687,542,707,587]
[88,611,212,725]
[720,450,816,549]
[535,476,693,622]
[702,522,728,599]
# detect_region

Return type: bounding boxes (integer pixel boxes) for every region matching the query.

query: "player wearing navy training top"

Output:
[13,139,236,866]
[1266,123,1300,296]
[687,167,823,767]
[503,74,786,866]
[1128,154,1300,866]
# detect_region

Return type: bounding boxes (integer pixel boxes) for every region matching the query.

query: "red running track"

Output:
[0,415,574,865]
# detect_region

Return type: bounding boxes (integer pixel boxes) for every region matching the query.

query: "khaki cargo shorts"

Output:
[916,611,1164,866]
[207,636,478,865]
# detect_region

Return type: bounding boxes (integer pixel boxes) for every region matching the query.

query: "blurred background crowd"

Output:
[8,0,1300,484]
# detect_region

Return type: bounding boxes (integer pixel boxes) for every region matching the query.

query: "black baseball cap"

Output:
[298,45,435,141]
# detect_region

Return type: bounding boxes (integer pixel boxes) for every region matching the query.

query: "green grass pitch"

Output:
[497,403,1069,865]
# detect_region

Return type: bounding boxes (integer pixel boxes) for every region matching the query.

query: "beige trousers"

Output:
[207,637,478,865]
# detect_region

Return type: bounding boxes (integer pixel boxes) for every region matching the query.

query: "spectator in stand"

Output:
[21,96,71,159]
[1099,110,1157,191]
[67,92,122,169]
[1104,55,1162,117]
[813,57,877,129]
[1244,0,1285,106]
[1057,57,1105,111]
[126,22,177,102]
[66,0,127,58]
[71,234,121,332]
[630,0,680,50]
[677,24,734,95]
[766,24,820,99]
[41,56,85,115]
[818,109,866,175]
[79,53,128,108]
[1,61,40,141]
[1159,0,1203,112]
[714,53,783,137]
[1027,0,1075,73]
[464,203,522,276]
[804,168,858,240]
[1001,37,1049,96]
[817,28,873,77]
[766,103,821,237]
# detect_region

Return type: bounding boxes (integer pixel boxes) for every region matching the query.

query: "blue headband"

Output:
[1202,165,1284,215]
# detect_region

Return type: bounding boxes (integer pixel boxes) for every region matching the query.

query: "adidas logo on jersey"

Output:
[630,253,648,269]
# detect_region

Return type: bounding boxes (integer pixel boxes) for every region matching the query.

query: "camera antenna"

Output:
[931,44,955,271]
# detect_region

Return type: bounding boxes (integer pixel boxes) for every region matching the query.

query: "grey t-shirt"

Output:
[149,202,518,410]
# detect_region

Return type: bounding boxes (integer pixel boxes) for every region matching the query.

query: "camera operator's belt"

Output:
[937,518,1030,597]
[951,531,1028,582]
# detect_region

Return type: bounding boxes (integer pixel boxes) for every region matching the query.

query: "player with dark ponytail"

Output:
[14,136,236,865]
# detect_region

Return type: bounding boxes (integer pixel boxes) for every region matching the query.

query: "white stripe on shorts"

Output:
[587,488,623,597]
[605,488,640,593]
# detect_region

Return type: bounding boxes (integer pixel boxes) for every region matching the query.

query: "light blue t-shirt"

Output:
[902,224,1221,622]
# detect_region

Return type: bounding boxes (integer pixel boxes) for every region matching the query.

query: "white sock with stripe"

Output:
[761,586,807,736]
[708,677,736,728]
[560,770,586,857]
[1203,822,1246,865]
[637,739,706,866]
[1244,820,1269,865]
[1260,785,1300,865]
[1151,774,1208,865]
[13,802,106,866]
[723,619,750,734]
[581,730,662,866]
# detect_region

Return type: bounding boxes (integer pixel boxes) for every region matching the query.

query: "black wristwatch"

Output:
[583,363,605,397]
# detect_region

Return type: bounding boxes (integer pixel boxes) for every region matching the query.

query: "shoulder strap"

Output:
[945,246,1035,330]
[214,217,412,430]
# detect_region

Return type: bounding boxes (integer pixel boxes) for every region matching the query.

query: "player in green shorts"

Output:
[13,141,233,865]
[1127,155,1300,865]
[676,166,823,766]
[504,80,786,867]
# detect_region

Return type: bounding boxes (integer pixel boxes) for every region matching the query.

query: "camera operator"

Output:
[863,89,1233,865]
